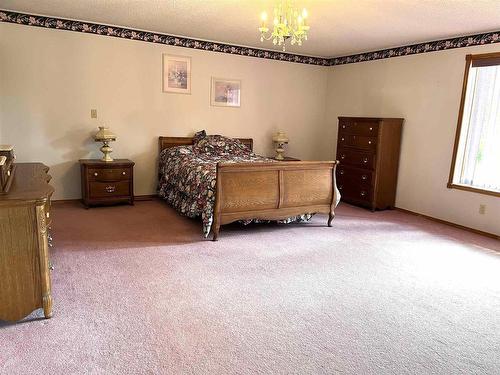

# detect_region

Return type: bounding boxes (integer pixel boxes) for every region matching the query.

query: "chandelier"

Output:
[258,1,310,52]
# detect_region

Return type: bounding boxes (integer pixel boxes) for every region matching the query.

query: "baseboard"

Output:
[53,194,158,203]
[394,207,499,240]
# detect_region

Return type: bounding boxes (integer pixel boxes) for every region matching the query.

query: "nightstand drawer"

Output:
[88,168,130,182]
[89,181,130,198]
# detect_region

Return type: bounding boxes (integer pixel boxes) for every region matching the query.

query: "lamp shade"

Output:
[94,126,116,142]
[272,131,289,143]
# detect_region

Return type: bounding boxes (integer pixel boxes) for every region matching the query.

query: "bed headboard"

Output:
[159,136,253,153]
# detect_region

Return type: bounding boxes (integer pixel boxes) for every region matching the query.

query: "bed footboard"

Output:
[212,161,339,240]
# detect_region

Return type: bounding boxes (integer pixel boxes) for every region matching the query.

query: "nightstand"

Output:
[270,156,301,161]
[79,159,134,207]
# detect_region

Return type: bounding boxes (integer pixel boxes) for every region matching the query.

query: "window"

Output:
[448,53,500,197]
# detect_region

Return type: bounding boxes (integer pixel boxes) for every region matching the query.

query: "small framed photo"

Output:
[211,77,241,107]
[162,54,191,94]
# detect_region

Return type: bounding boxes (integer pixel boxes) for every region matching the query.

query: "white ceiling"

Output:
[1,0,500,57]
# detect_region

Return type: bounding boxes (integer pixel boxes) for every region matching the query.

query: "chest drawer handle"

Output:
[342,125,346,129]
[361,175,367,180]
[94,172,98,176]
[368,141,372,145]
[341,154,346,160]
[122,171,126,175]
[369,127,373,131]
[363,158,368,163]
[360,190,366,197]
[340,170,344,175]
[105,185,116,193]
[341,137,345,141]
[338,185,343,190]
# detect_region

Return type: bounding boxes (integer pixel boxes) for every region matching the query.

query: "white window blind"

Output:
[452,59,500,193]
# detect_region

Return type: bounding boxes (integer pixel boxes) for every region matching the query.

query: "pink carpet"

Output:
[1,200,499,374]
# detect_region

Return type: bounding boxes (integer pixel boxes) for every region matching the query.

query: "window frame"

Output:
[447,52,500,198]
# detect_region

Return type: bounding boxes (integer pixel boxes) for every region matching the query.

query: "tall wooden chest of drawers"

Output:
[80,159,134,207]
[0,163,54,321]
[336,117,403,211]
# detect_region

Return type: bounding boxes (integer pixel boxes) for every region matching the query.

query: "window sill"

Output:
[447,183,500,197]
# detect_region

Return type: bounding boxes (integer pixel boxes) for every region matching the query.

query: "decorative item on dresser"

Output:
[0,162,54,321]
[336,117,404,211]
[79,159,135,208]
[0,145,16,194]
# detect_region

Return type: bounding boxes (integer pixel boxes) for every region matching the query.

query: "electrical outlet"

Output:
[90,109,97,119]
[479,204,486,215]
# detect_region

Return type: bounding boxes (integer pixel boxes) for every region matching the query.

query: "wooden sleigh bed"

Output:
[159,136,340,240]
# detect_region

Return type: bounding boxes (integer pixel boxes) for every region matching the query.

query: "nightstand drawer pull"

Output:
[105,185,116,193]
[361,175,368,181]
[94,172,98,176]
[122,171,126,175]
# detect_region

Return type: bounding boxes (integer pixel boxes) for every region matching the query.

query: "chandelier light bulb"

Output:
[258,2,309,52]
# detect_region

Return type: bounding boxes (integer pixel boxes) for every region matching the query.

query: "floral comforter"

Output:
[158,133,312,237]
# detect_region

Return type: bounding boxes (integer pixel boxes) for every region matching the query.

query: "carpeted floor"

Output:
[1,200,499,374]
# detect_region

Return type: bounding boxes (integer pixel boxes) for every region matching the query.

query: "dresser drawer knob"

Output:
[340,170,344,175]
[368,141,372,145]
[341,154,346,160]
[105,185,116,193]
[369,127,373,131]
[361,175,367,180]
[94,172,98,176]
[360,191,366,197]
[342,125,346,129]
[341,137,345,141]
[363,158,368,163]
[338,185,343,190]
[122,171,126,175]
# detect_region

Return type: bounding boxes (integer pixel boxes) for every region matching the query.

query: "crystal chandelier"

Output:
[258,1,310,52]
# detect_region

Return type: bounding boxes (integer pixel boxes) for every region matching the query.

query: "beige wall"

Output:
[326,45,500,236]
[0,23,329,200]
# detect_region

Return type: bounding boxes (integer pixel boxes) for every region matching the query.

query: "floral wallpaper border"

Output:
[330,31,500,66]
[0,10,330,66]
[1,10,500,67]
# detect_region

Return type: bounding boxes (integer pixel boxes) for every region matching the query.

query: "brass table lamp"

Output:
[272,131,289,160]
[94,126,116,162]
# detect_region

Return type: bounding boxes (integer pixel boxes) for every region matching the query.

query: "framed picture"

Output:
[210,77,241,107]
[162,54,191,94]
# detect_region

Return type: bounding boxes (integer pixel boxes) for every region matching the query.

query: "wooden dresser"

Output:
[0,163,54,321]
[336,117,403,210]
[80,159,134,207]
